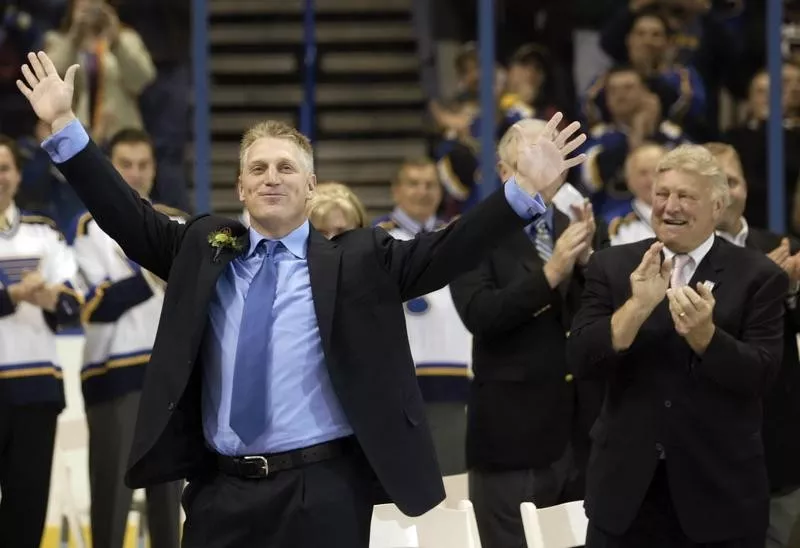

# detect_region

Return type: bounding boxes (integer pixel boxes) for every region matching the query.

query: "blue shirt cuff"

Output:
[41,119,90,164]
[503,177,547,221]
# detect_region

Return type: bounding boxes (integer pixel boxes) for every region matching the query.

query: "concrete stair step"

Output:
[319,110,425,133]
[210,54,297,75]
[210,21,414,45]
[211,83,424,107]
[320,51,419,73]
[211,112,296,134]
[210,0,411,15]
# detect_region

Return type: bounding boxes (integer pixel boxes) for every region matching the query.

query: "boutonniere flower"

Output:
[208,227,244,262]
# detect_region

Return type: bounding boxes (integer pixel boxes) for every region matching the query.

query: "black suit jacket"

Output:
[566,237,788,542]
[450,210,607,472]
[55,140,534,517]
[745,227,800,493]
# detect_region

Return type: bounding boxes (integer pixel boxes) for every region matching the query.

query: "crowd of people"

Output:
[1,0,800,548]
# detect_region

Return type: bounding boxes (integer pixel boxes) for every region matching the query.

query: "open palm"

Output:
[16,51,79,126]
[514,112,587,196]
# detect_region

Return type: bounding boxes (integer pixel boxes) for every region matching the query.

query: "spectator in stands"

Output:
[498,44,560,136]
[0,133,82,548]
[710,142,800,548]
[584,6,708,140]
[16,119,84,233]
[608,142,667,246]
[71,128,185,548]
[307,182,367,239]
[44,0,155,145]
[0,4,43,138]
[114,0,191,212]
[373,158,472,476]
[451,119,605,548]
[724,66,800,234]
[600,0,738,136]
[581,65,687,223]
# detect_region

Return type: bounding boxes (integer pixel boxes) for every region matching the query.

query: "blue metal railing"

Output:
[767,0,785,234]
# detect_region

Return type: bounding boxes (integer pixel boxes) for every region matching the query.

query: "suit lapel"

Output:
[688,237,726,291]
[307,228,342,355]
[191,221,249,345]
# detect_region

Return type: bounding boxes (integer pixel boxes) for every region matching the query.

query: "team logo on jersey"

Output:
[405,296,430,315]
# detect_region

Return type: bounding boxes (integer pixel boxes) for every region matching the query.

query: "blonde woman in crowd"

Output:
[44,0,155,144]
[307,182,368,239]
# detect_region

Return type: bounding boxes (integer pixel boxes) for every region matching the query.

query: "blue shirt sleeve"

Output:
[503,177,547,221]
[40,119,90,164]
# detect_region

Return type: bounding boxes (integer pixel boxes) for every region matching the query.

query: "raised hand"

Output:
[630,241,672,312]
[667,283,716,354]
[514,112,587,200]
[16,51,79,132]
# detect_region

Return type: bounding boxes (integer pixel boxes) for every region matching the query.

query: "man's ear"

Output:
[306,173,317,200]
[237,177,245,203]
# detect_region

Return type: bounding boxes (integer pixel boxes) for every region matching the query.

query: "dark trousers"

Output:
[181,449,376,548]
[469,446,575,548]
[586,462,766,548]
[0,403,60,548]
[87,392,181,548]
[425,402,467,476]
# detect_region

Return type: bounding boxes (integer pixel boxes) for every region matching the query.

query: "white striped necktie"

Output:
[533,221,553,262]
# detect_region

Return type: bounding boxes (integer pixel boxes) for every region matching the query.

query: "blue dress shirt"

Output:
[42,119,547,455]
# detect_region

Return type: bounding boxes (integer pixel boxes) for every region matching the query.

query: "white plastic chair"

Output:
[442,473,469,508]
[370,500,482,548]
[520,500,588,548]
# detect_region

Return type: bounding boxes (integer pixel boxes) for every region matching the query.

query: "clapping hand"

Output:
[767,238,800,283]
[667,283,716,354]
[570,199,596,266]
[629,242,673,312]
[513,112,587,201]
[16,51,79,134]
[7,270,46,305]
[543,222,590,288]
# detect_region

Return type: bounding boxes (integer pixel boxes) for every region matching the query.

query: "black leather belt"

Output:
[217,436,355,479]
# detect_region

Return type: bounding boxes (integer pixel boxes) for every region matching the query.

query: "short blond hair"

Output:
[497,118,549,168]
[307,182,368,229]
[240,120,314,173]
[656,144,730,205]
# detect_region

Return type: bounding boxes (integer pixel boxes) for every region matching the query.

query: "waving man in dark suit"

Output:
[16,51,587,548]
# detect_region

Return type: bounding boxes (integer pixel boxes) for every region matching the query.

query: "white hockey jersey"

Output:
[73,205,187,405]
[375,208,472,402]
[0,205,82,406]
[609,199,656,246]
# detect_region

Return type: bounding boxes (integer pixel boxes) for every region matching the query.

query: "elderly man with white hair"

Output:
[449,119,607,548]
[567,144,788,547]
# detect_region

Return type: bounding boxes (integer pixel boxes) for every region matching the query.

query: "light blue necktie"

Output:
[230,239,280,445]
[533,220,553,262]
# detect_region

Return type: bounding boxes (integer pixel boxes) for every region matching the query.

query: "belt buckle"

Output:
[242,455,269,478]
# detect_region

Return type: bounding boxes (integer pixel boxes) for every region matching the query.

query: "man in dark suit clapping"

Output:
[16,51,588,548]
[567,144,787,547]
